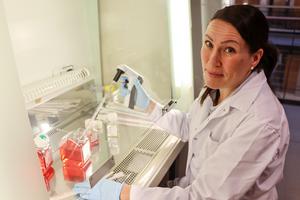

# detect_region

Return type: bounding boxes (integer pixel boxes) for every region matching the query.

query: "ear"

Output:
[250,48,264,69]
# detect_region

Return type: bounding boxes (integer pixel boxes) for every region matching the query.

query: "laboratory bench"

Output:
[26,76,184,200]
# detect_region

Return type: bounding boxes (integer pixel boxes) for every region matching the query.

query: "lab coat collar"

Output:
[187,71,267,172]
[228,70,267,112]
[194,71,266,125]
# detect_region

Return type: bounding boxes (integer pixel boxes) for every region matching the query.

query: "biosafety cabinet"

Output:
[22,66,184,199]
[1,0,197,199]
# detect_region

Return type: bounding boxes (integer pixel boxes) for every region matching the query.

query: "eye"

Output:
[204,40,213,48]
[224,47,236,54]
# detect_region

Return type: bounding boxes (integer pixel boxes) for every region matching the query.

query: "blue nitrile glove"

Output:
[119,76,130,97]
[73,179,122,200]
[133,78,150,110]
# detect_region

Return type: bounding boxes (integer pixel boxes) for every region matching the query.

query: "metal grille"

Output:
[111,129,169,184]
[136,129,169,152]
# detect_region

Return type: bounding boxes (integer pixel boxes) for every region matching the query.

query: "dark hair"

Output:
[200,5,278,104]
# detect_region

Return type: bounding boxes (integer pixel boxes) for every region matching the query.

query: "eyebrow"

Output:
[205,34,240,45]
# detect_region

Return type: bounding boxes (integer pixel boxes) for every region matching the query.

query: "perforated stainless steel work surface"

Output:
[136,129,169,152]
[111,128,170,184]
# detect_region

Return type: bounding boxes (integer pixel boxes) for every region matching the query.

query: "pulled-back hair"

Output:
[201,5,278,104]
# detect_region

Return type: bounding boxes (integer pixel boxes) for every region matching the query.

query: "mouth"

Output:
[205,69,224,78]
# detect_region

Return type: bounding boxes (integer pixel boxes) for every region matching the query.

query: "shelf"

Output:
[22,68,92,110]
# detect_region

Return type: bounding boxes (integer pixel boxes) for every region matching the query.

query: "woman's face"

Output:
[201,19,263,98]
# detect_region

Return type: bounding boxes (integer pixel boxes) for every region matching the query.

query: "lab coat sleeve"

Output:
[131,185,190,200]
[130,118,281,200]
[147,99,200,142]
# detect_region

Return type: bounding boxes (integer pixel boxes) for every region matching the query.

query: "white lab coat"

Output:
[130,71,290,200]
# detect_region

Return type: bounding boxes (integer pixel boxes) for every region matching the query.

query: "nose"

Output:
[206,49,222,68]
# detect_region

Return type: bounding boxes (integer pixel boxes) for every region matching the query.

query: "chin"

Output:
[206,84,220,90]
[204,79,221,90]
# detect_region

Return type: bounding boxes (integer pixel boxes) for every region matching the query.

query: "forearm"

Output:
[120,184,131,200]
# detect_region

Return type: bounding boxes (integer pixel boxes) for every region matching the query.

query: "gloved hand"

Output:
[133,78,151,110]
[119,76,130,97]
[73,178,122,200]
[119,76,151,110]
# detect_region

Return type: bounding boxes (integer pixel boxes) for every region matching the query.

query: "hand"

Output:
[133,78,151,110]
[73,179,122,200]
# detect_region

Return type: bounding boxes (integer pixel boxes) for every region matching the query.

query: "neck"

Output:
[217,89,232,105]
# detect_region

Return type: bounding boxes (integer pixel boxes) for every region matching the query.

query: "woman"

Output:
[74,4,290,200]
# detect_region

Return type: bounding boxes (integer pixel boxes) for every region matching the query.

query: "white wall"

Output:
[0,0,48,199]
[3,0,101,86]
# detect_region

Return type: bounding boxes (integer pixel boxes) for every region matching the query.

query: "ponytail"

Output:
[256,43,279,81]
